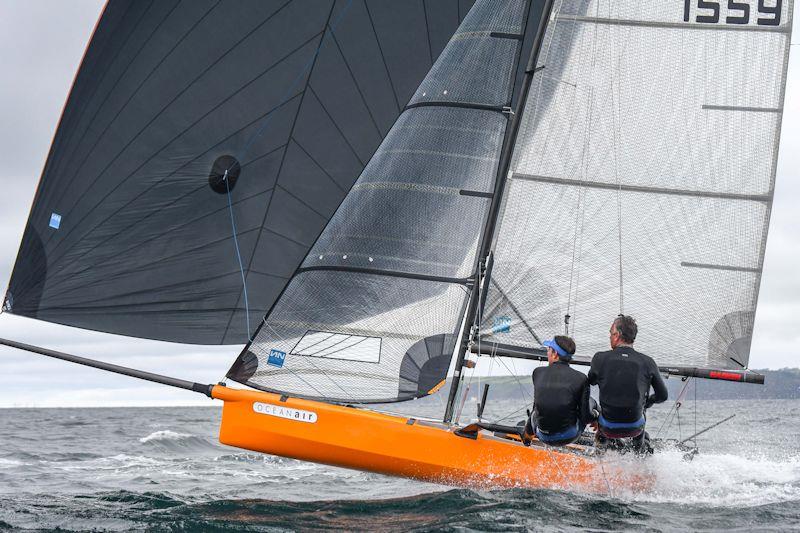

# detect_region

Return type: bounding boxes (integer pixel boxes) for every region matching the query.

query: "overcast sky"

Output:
[0,2,798,407]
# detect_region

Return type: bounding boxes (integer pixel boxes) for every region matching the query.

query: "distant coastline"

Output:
[465,368,800,401]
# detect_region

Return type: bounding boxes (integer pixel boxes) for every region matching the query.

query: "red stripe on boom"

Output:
[709,371,744,381]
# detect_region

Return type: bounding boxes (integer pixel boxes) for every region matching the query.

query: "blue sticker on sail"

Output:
[492,316,511,334]
[267,349,286,368]
[49,213,62,229]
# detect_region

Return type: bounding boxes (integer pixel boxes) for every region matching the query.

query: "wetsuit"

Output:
[588,346,668,427]
[525,361,593,445]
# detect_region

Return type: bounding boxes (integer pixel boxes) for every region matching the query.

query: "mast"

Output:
[444,0,556,424]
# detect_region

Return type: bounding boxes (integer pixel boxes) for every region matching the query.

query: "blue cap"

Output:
[543,338,572,359]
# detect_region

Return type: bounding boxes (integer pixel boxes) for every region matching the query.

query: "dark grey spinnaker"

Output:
[4,0,473,344]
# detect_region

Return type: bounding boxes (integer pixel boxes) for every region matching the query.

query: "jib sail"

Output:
[481,0,793,369]
[4,0,473,344]
[227,0,539,403]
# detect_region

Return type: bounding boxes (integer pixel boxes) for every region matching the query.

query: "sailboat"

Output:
[2,0,793,492]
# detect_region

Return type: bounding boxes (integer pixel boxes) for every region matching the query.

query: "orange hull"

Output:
[213,385,648,493]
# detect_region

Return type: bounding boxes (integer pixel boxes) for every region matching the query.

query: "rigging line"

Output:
[444,0,551,425]
[544,445,568,484]
[461,254,488,425]
[694,376,698,445]
[567,0,602,328]
[598,457,614,496]
[222,2,340,343]
[566,83,595,328]
[225,170,251,341]
[610,37,624,316]
[495,354,531,403]
[457,260,482,425]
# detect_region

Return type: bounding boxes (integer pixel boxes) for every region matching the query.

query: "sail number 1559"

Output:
[683,0,782,25]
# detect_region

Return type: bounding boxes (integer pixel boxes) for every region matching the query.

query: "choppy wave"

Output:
[138,430,217,452]
[643,448,800,506]
[0,458,26,469]
[2,489,798,531]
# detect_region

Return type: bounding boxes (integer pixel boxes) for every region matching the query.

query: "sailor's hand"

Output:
[521,431,533,447]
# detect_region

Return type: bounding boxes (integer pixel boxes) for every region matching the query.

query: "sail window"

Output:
[291,331,382,363]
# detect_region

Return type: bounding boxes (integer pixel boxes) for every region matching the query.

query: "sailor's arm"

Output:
[587,353,601,385]
[645,359,669,407]
[577,378,593,426]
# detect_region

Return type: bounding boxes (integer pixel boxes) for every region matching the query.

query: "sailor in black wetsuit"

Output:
[523,336,595,446]
[588,315,668,445]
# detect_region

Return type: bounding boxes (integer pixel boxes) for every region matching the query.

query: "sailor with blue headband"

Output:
[522,335,596,447]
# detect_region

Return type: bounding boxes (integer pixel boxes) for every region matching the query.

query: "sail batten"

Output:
[511,173,774,202]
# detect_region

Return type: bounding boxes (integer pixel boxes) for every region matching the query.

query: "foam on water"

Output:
[0,458,26,469]
[139,430,193,443]
[643,448,800,506]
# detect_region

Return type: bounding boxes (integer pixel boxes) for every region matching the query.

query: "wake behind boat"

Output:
[1,0,793,494]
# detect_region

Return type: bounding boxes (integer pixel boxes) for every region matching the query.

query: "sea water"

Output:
[0,399,798,531]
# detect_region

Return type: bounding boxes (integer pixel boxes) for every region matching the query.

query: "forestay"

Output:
[4,0,472,344]
[481,0,793,369]
[228,0,533,403]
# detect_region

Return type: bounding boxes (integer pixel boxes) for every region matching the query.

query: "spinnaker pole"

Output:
[0,338,214,396]
[444,0,556,423]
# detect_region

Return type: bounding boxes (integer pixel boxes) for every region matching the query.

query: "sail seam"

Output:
[327,29,384,139]
[363,1,402,112]
[222,3,338,341]
[41,0,294,249]
[291,139,347,193]
[38,0,225,215]
[307,85,366,165]
[33,28,317,278]
[27,137,290,294]
[46,0,166,191]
